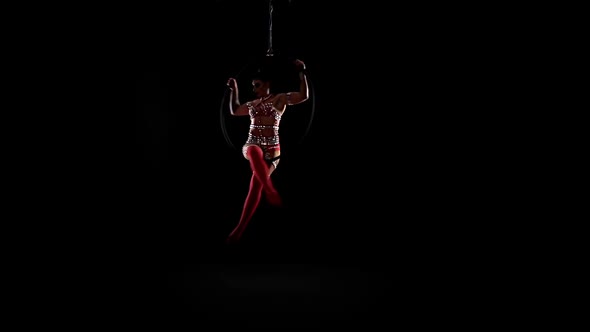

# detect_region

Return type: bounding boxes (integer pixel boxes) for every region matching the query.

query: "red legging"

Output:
[227,145,281,243]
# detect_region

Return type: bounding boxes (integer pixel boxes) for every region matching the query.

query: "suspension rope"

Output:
[266,0,274,57]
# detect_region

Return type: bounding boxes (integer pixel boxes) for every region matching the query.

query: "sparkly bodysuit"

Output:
[243,98,282,168]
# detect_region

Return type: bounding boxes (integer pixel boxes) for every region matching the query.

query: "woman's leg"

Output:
[244,145,282,206]
[226,146,281,243]
[227,173,263,243]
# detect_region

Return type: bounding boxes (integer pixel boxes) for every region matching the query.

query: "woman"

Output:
[225,59,309,244]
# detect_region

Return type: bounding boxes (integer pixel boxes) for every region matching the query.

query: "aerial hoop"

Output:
[219,56,316,149]
[219,89,235,150]
[297,69,315,145]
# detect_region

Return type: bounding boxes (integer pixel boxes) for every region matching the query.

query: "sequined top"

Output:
[245,100,282,146]
[247,101,282,122]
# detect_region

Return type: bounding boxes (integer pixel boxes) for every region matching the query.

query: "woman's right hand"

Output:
[227,78,237,90]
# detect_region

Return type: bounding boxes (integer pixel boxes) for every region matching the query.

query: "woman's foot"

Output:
[226,228,243,244]
[265,189,282,206]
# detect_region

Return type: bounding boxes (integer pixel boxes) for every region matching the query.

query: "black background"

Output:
[127,0,514,328]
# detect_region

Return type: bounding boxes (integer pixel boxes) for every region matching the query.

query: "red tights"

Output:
[226,145,281,243]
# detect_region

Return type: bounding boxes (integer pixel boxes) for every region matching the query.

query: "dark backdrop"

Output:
[127,0,512,328]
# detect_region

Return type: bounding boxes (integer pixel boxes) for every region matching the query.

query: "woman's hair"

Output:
[251,70,272,83]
